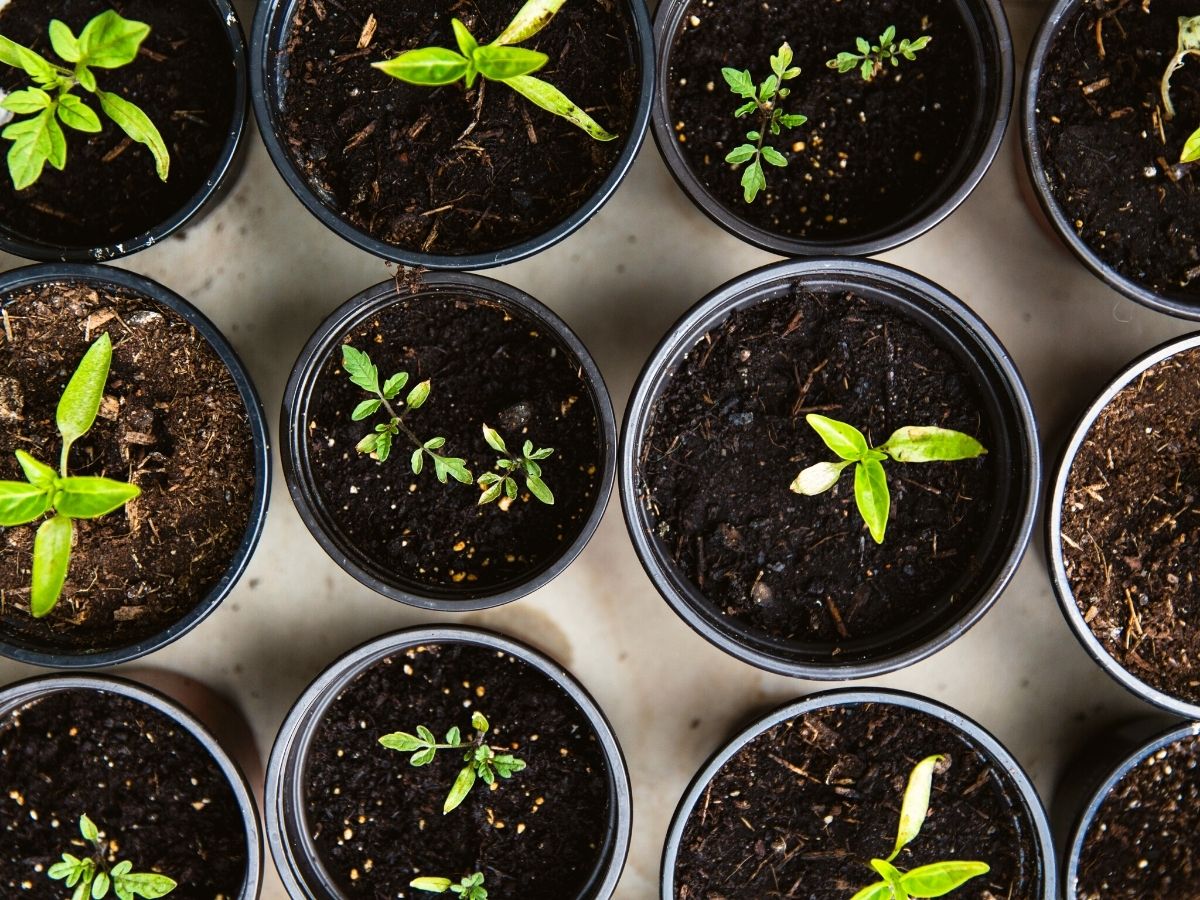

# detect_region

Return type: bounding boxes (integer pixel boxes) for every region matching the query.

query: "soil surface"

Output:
[306,290,602,597]
[1036,0,1200,298]
[0,0,237,250]
[304,642,612,898]
[280,0,639,256]
[1075,732,1200,898]
[667,0,978,242]
[673,702,1042,898]
[641,287,995,646]
[1061,346,1200,704]
[0,688,248,898]
[0,279,255,654]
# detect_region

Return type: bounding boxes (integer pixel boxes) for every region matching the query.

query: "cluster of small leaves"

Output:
[373,0,615,141]
[379,711,527,814]
[342,345,471,484]
[722,43,807,203]
[827,26,932,82]
[1161,16,1200,163]
[411,873,488,899]
[849,756,989,900]
[0,11,169,190]
[477,424,554,506]
[48,815,176,900]
[0,333,141,618]
[791,414,986,544]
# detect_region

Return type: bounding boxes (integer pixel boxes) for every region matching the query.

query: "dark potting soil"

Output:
[1074,733,1200,899]
[1036,0,1200,297]
[306,291,602,595]
[0,688,248,898]
[303,642,612,898]
[667,0,978,241]
[0,280,255,653]
[1060,346,1200,704]
[641,288,995,646]
[0,0,237,250]
[673,702,1041,899]
[279,0,639,256]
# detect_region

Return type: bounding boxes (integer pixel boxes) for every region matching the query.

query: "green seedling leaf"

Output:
[411,878,454,893]
[472,44,548,81]
[854,458,890,544]
[110,872,176,898]
[1,87,51,114]
[495,0,568,45]
[55,477,141,519]
[761,146,787,167]
[880,427,986,463]
[93,870,111,898]
[900,861,990,897]
[48,20,81,62]
[352,399,382,421]
[31,514,72,617]
[57,94,103,133]
[721,67,756,99]
[374,47,470,85]
[57,333,112,472]
[789,460,850,496]
[382,371,409,399]
[478,480,504,505]
[471,711,489,732]
[0,480,52,526]
[379,732,424,752]
[1183,124,1200,163]
[807,413,868,460]
[740,157,766,202]
[375,429,394,462]
[849,883,893,900]
[725,144,757,165]
[889,754,944,861]
[80,814,99,842]
[444,764,477,813]
[5,108,57,190]
[0,34,57,83]
[451,19,479,68]
[96,90,169,181]
[16,450,56,488]
[482,424,508,454]
[407,379,431,409]
[78,10,149,68]
[871,858,909,900]
[342,345,380,394]
[526,473,553,504]
[505,74,616,141]
[75,63,97,92]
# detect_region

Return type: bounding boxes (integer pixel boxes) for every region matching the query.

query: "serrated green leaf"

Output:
[382,371,408,399]
[888,754,945,860]
[58,333,112,468]
[2,87,51,114]
[900,861,990,897]
[96,90,169,181]
[741,157,766,203]
[342,345,379,393]
[55,477,140,519]
[57,94,103,133]
[374,47,469,85]
[5,107,56,190]
[770,42,793,78]
[495,0,567,44]
[758,74,778,102]
[444,764,477,813]
[0,480,51,526]
[721,67,756,99]
[806,414,869,460]
[78,10,150,68]
[780,113,807,128]
[854,459,890,544]
[857,36,871,54]
[473,44,547,81]
[110,872,176,899]
[880,426,987,464]
[0,34,57,83]
[504,73,616,141]
[482,424,507,454]
[733,99,758,117]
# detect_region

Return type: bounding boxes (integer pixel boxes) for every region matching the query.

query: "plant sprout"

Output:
[342,345,471,484]
[477,424,554,506]
[379,710,527,814]
[722,42,808,203]
[827,26,932,82]
[848,755,989,900]
[790,414,986,544]
[411,873,488,899]
[48,814,177,900]
[1161,16,1200,163]
[373,0,614,141]
[0,333,140,618]
[0,11,169,190]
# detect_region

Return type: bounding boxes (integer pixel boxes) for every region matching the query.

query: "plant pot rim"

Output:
[0,0,249,265]
[650,0,1014,257]
[0,262,272,669]
[659,687,1057,899]
[1020,0,1200,321]
[264,624,633,900]
[620,256,1040,679]
[0,671,264,900]
[1062,719,1200,894]
[281,270,616,611]
[248,0,654,270]
[1045,330,1200,720]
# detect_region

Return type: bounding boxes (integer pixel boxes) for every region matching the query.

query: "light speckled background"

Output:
[1,1,1194,897]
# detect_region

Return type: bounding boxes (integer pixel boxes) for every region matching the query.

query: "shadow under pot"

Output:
[1023,0,1200,320]
[265,626,632,900]
[0,0,248,263]
[250,0,653,269]
[1047,333,1200,720]
[652,0,1012,256]
[0,673,263,898]
[0,263,271,668]
[661,689,1057,899]
[621,258,1040,679]
[281,272,616,610]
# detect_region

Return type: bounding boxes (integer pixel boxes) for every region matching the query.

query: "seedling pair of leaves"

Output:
[790,414,986,544]
[1161,16,1200,164]
[827,26,932,82]
[411,872,488,899]
[48,814,176,900]
[0,333,140,617]
[379,710,527,814]
[0,11,169,189]
[374,0,615,141]
[478,424,554,505]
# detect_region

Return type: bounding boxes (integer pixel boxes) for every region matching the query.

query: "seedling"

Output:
[0,333,140,618]
[1161,17,1200,162]
[373,0,615,141]
[379,710,527,814]
[411,873,488,899]
[722,42,808,203]
[342,345,471,484]
[827,26,932,82]
[848,755,989,900]
[477,424,554,506]
[47,814,177,900]
[0,11,169,190]
[790,414,986,544]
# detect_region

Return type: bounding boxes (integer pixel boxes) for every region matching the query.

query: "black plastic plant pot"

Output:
[0,263,271,668]
[1046,333,1200,721]
[281,271,616,611]
[1022,0,1200,320]
[264,625,633,900]
[0,0,249,264]
[249,0,654,269]
[620,257,1039,679]
[661,688,1057,899]
[0,672,263,898]
[651,0,1013,256]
